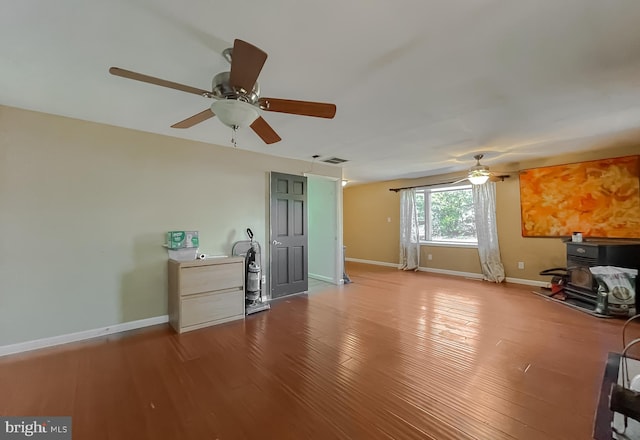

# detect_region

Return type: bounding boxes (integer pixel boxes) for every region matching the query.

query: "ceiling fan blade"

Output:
[489,174,510,182]
[451,178,469,185]
[258,98,336,119]
[228,39,267,92]
[250,116,282,144]
[109,67,211,97]
[171,109,215,129]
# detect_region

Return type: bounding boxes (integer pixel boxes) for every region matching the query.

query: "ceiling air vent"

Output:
[322,157,348,164]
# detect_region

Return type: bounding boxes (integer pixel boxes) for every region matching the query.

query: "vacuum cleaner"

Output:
[232,228,270,315]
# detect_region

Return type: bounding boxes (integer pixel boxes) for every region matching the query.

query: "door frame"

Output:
[267,172,343,300]
[305,173,344,286]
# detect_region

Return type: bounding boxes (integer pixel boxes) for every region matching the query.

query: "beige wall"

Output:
[343,180,400,263]
[0,105,341,346]
[419,245,482,274]
[344,145,639,281]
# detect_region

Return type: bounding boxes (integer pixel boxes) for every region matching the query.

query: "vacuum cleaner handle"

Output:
[246,228,254,240]
[539,267,568,277]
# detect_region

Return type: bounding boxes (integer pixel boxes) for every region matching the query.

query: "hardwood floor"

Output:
[0,262,634,439]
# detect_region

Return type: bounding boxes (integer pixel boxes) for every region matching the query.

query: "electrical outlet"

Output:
[262,275,266,284]
[518,261,525,270]
[428,254,433,261]
[387,217,391,223]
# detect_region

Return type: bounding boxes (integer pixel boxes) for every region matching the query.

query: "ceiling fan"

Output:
[109,39,336,146]
[454,154,510,185]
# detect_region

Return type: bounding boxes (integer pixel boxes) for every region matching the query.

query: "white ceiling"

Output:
[3,0,640,183]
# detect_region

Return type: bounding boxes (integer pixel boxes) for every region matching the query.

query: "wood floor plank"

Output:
[0,262,631,439]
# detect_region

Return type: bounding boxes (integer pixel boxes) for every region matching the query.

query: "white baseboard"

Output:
[309,273,337,284]
[422,269,548,287]
[346,258,548,287]
[0,315,169,357]
[418,266,484,280]
[505,277,550,288]
[345,257,400,268]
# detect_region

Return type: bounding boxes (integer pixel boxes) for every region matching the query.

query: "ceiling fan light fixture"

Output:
[468,172,490,185]
[467,154,490,185]
[210,99,259,128]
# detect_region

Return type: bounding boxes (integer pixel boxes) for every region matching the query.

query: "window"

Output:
[415,185,477,244]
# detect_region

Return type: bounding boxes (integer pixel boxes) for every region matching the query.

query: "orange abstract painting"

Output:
[519,155,640,238]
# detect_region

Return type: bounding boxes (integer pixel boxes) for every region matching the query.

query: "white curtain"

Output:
[399,189,420,271]
[473,182,505,282]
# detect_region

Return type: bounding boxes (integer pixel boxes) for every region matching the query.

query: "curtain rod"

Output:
[389,180,460,192]
[389,175,510,192]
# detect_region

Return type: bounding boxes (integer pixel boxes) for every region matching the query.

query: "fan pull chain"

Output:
[231,125,238,147]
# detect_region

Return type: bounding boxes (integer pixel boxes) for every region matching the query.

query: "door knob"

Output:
[272,240,282,245]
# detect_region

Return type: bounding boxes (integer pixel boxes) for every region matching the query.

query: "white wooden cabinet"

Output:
[168,257,245,333]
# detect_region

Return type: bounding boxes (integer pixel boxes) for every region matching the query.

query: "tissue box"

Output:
[166,231,199,249]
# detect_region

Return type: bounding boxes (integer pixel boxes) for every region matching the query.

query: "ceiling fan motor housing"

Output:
[469,164,490,177]
[212,71,260,104]
[469,154,490,177]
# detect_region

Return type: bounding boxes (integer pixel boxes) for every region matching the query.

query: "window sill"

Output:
[420,241,478,249]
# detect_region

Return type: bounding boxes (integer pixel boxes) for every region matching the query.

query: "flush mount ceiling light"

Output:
[468,154,491,185]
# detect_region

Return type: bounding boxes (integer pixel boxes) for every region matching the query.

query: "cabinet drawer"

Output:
[180,262,242,295]
[567,243,598,259]
[181,290,244,328]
